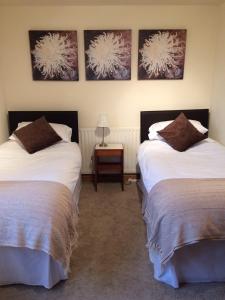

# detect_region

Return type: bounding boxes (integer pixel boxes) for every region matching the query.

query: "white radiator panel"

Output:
[79,127,140,174]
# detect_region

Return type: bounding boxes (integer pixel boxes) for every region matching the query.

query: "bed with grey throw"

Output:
[138,109,225,288]
[0,111,81,288]
[138,138,225,287]
[0,181,78,272]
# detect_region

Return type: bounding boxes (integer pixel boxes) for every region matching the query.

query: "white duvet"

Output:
[0,140,81,192]
[138,138,225,193]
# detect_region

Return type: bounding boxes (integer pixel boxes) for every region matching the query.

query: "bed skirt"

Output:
[0,247,67,288]
[149,238,225,288]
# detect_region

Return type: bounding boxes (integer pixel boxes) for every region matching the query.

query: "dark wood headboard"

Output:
[8,111,79,143]
[140,109,209,143]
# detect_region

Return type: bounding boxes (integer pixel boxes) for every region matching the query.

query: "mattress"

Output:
[138,138,225,193]
[0,140,81,192]
[0,140,82,288]
[138,138,225,287]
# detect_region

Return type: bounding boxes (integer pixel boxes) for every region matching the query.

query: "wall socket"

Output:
[127,178,138,183]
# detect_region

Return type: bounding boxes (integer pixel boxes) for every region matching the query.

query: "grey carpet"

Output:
[1,182,225,300]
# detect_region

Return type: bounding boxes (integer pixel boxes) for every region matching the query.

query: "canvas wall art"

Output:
[84,30,131,80]
[29,30,79,81]
[138,29,187,80]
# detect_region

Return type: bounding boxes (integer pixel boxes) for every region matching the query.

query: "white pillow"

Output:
[9,121,72,142]
[148,119,208,141]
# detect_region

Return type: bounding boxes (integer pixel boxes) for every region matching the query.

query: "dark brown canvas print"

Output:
[138,29,186,80]
[84,30,131,80]
[29,30,79,81]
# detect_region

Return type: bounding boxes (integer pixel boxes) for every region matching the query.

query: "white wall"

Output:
[0,5,218,128]
[210,4,225,144]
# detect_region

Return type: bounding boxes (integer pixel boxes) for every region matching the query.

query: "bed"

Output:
[138,109,225,288]
[0,111,81,289]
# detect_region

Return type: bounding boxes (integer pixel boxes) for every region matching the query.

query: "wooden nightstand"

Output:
[93,144,124,191]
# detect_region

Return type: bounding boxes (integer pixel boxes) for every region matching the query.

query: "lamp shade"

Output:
[97,113,109,128]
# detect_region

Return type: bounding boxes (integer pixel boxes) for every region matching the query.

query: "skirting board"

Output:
[82,173,140,183]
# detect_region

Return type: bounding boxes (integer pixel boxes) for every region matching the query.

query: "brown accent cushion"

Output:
[157,112,206,151]
[14,116,62,154]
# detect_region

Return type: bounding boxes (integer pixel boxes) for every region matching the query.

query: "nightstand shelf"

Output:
[93,144,124,191]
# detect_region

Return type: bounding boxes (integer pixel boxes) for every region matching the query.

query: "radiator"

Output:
[79,127,140,174]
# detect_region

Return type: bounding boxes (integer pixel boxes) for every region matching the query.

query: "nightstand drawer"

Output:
[97,156,122,164]
[96,149,123,157]
[96,164,122,173]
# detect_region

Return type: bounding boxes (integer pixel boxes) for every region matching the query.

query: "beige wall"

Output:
[210,4,225,144]
[0,85,8,143]
[0,5,218,128]
[0,42,8,143]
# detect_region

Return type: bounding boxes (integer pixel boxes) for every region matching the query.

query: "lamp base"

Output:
[99,142,108,147]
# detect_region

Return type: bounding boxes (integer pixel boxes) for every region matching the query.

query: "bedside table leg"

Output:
[121,170,124,191]
[94,168,98,191]
[95,176,97,191]
[93,154,98,191]
[121,155,124,191]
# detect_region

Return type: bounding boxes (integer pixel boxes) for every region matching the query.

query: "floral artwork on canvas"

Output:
[29,30,79,81]
[138,29,186,80]
[84,30,131,80]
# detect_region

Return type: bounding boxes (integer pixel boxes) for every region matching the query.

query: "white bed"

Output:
[139,138,225,206]
[0,139,81,205]
[138,108,225,288]
[0,111,81,289]
[138,138,225,287]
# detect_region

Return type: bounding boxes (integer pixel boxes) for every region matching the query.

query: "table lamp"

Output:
[97,113,109,147]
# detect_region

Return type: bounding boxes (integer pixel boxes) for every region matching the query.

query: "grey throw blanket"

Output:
[0,181,78,271]
[144,178,225,264]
